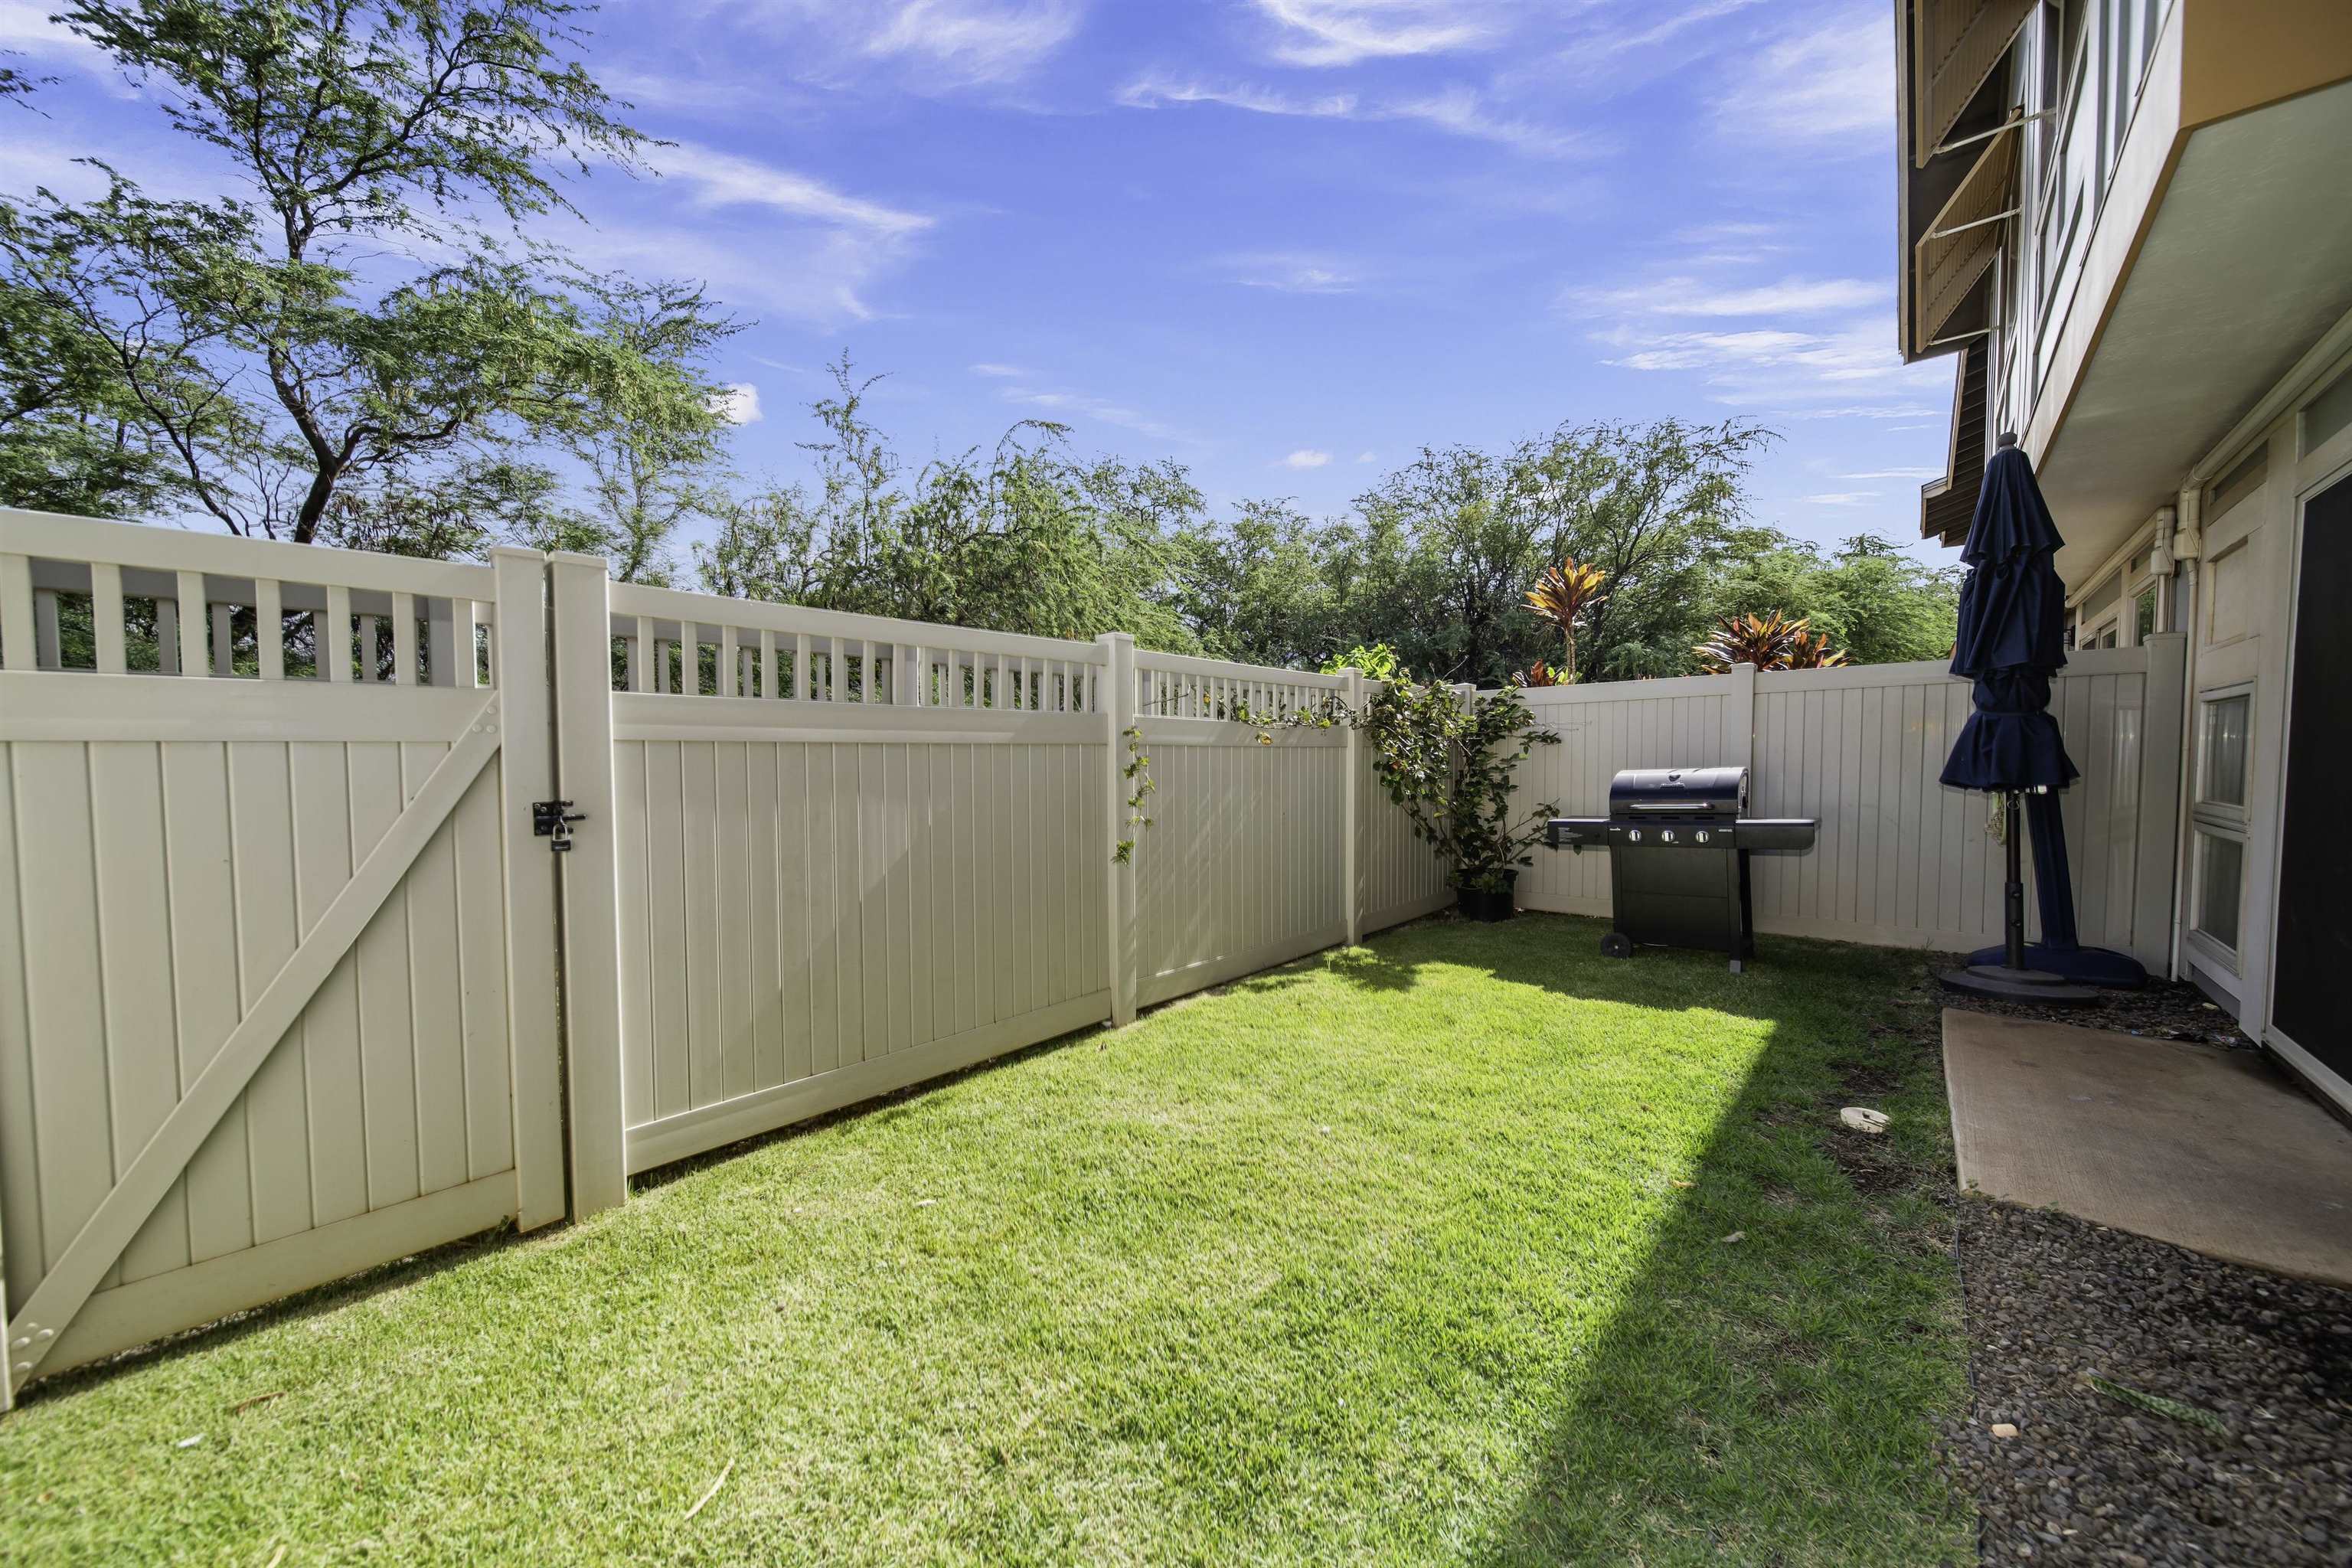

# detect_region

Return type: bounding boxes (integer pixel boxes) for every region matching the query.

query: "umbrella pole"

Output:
[2004,792,2025,970]
[1938,787,2098,1004]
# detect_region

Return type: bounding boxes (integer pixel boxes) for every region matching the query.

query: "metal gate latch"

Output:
[532,799,586,851]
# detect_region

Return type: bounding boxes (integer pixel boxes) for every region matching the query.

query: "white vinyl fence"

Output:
[542,564,1449,1194]
[0,506,2184,1402]
[1511,642,2187,964]
[0,509,1449,1400]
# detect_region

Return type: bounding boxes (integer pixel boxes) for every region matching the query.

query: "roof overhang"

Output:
[1919,337,1988,548]
[2031,77,2352,583]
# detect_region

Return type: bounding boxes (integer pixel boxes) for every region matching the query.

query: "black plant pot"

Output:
[1455,871,1518,923]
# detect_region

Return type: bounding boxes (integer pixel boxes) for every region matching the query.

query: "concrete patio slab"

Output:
[1941,1008,2352,1285]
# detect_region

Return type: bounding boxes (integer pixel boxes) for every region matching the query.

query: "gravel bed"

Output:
[1942,1199,2352,1566]
[1928,959,2255,1051]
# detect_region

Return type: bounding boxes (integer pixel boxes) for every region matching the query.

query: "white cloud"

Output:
[858,0,1085,84]
[714,383,763,423]
[1801,492,1878,506]
[1117,76,1589,159]
[1715,10,1892,148]
[653,142,932,235]
[1118,77,1357,118]
[1219,251,1361,294]
[1250,0,1498,67]
[1570,275,1885,318]
[1280,449,1333,469]
[0,0,130,91]
[723,0,1083,88]
[1573,206,1928,416]
[1386,84,1592,158]
[1356,451,1378,463]
[968,362,1030,377]
[1583,0,1765,57]
[1530,0,1767,96]
[998,384,1195,443]
[557,217,903,327]
[561,144,935,326]
[1838,467,1945,480]
[1773,405,1940,421]
[1597,315,1948,410]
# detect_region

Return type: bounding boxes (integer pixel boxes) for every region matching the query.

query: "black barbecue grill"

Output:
[1544,767,1817,971]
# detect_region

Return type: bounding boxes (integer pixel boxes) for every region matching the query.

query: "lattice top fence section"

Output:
[597,580,1357,720]
[1133,649,1349,721]
[2,509,500,688]
[602,578,1112,713]
[2,510,1373,717]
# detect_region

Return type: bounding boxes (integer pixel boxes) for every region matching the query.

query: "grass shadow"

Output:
[1435,918,1971,1563]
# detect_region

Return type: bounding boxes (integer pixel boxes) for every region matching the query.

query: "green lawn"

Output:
[1,915,1970,1566]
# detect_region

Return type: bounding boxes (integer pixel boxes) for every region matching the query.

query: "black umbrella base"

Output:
[1964,941,2147,988]
[1938,964,2102,1006]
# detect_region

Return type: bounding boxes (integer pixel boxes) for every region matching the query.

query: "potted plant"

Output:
[1361,678,1561,921]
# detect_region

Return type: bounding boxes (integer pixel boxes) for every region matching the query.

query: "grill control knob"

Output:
[1627,828,1642,844]
[1695,829,1710,844]
[1660,828,1676,844]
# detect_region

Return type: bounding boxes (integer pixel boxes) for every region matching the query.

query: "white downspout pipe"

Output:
[2165,487,2203,982]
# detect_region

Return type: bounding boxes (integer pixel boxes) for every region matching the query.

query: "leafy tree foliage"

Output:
[1323,419,1782,685]
[697,383,1957,677]
[2,0,717,542]
[697,359,1195,645]
[1704,534,1960,666]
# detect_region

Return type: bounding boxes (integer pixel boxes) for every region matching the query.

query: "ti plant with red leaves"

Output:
[1523,559,1608,683]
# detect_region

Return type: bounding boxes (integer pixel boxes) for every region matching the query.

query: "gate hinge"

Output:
[532,799,586,851]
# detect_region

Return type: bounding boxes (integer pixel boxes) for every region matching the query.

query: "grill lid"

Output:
[1608,766,1747,819]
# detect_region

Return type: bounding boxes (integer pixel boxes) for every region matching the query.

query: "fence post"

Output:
[2132,632,2187,975]
[489,547,568,1233]
[547,552,629,1217]
[1342,667,1364,945]
[1101,632,1138,1026]
[1723,661,1757,775]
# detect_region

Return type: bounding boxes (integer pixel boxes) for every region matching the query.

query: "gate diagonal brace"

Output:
[5,694,503,1395]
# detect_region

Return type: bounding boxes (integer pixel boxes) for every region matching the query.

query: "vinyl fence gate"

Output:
[0,518,570,1406]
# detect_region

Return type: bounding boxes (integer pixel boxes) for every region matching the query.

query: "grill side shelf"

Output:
[1731,818,1818,852]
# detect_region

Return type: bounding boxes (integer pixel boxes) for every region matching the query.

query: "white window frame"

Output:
[2185,682,2255,966]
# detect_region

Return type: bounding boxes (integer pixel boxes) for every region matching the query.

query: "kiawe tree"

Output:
[0,0,726,544]
[697,358,1200,648]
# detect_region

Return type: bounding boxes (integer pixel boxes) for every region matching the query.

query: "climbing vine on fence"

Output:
[1109,678,1557,896]
[1114,724,1157,866]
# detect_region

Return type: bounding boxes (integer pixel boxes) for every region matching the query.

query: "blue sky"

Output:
[2,0,1959,563]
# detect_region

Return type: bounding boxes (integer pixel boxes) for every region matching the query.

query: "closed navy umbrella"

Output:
[1939,438,2145,1002]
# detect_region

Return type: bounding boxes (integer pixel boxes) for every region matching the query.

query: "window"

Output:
[2198,693,2251,811]
[2134,584,2158,643]
[2194,832,2245,952]
[2188,688,2252,962]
